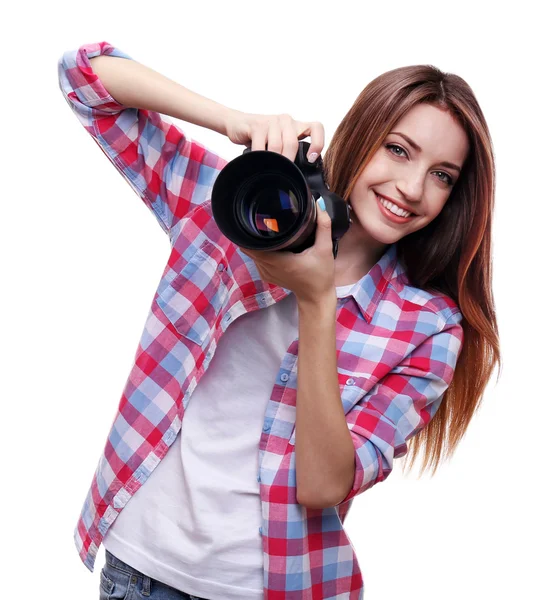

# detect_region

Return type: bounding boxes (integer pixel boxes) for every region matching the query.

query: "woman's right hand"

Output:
[223,110,325,164]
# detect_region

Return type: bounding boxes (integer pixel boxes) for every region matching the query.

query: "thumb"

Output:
[316,197,332,228]
[315,198,333,247]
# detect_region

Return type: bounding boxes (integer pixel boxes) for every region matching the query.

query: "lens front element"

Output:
[237,174,301,239]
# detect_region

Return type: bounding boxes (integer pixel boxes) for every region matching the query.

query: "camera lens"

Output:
[235,173,302,239]
[211,142,350,257]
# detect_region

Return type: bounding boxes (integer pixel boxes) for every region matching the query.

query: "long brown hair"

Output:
[323,65,501,476]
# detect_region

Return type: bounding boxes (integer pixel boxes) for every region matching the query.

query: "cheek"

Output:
[351,160,388,197]
[428,197,449,219]
[361,157,389,183]
[416,200,448,228]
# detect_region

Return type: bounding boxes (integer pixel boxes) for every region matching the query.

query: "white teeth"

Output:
[378,195,413,217]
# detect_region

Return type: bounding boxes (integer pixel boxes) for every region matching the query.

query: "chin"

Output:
[357,220,406,245]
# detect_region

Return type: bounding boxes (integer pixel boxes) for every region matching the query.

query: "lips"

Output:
[376,193,417,216]
[375,193,416,223]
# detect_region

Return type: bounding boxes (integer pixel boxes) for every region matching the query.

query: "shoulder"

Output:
[385,268,463,331]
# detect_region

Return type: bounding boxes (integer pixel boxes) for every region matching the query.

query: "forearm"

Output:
[89,55,238,135]
[295,293,355,509]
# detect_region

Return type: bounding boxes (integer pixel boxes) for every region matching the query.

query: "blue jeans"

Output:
[99,549,210,600]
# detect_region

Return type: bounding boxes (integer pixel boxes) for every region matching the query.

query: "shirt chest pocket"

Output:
[155,239,231,347]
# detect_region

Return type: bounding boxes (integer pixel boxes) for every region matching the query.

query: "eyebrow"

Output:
[389,131,462,172]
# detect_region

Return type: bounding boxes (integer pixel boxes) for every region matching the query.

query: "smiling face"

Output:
[337,103,471,276]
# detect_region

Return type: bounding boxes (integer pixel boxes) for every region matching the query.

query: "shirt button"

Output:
[259,527,263,535]
[263,423,270,432]
[257,474,261,483]
[280,373,289,382]
[217,263,225,272]
[346,378,355,386]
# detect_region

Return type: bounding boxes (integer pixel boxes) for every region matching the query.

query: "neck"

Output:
[333,220,389,287]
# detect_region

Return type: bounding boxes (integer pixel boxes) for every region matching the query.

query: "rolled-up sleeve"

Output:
[57,41,228,239]
[335,310,464,505]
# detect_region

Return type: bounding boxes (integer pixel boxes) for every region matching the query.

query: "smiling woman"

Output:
[323,66,499,475]
[58,41,499,600]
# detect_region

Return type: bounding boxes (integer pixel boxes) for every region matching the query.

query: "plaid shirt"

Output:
[58,41,464,600]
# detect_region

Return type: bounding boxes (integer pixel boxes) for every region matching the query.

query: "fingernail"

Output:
[317,197,326,211]
[308,152,318,163]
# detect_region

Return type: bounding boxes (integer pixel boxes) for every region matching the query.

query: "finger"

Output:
[316,198,331,225]
[251,121,268,152]
[281,117,299,163]
[267,117,282,154]
[306,121,325,162]
[315,200,333,252]
[295,122,312,144]
[241,247,263,262]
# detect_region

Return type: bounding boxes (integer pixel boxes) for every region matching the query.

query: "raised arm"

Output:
[58,42,233,238]
[87,54,233,136]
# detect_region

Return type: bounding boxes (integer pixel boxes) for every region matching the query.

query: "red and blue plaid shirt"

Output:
[58,41,464,600]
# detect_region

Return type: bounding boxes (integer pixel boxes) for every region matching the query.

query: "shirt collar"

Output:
[272,242,401,323]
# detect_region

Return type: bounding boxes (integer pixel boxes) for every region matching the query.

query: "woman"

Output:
[58,41,500,600]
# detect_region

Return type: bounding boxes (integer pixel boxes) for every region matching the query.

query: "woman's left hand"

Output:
[239,200,336,305]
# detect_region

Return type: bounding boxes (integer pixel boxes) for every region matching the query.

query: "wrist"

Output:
[220,107,244,137]
[297,290,337,314]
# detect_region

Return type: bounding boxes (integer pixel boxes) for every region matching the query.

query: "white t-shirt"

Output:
[103,283,356,600]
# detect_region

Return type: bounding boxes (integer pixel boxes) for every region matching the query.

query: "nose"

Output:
[395,172,425,204]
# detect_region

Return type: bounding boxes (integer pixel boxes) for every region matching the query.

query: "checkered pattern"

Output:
[59,42,464,600]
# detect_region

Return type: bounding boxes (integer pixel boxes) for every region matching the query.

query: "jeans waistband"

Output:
[105,549,152,596]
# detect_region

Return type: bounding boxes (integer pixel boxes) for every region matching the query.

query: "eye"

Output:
[385,143,407,158]
[385,144,454,186]
[435,171,454,186]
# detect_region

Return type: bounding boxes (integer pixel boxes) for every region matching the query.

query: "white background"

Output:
[1,1,550,598]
